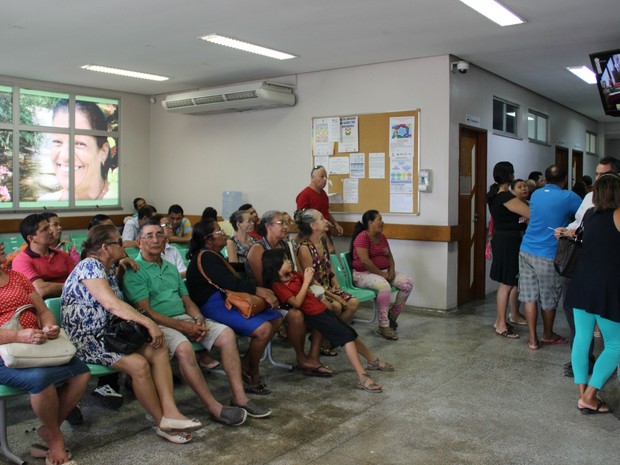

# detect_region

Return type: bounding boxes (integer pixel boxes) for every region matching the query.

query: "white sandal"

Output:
[155,427,193,444]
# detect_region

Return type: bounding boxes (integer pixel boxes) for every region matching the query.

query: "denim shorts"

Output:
[0,356,89,394]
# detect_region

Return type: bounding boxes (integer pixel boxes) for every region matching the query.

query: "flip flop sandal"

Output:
[245,383,272,395]
[302,365,333,377]
[495,329,519,339]
[527,339,540,350]
[577,399,612,414]
[541,335,568,345]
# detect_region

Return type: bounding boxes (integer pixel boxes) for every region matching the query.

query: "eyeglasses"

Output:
[105,239,123,246]
[141,232,166,241]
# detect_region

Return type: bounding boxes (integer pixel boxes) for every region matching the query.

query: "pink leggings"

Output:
[352,270,413,327]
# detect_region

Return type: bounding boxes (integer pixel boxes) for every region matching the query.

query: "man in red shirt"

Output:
[296,166,343,252]
[12,213,75,299]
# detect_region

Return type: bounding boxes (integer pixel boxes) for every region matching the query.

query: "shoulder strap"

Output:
[0,304,36,330]
[196,250,237,293]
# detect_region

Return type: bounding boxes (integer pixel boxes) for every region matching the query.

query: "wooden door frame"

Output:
[457,124,488,305]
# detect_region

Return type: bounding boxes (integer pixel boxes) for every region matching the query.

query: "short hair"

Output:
[20,213,46,243]
[201,207,218,221]
[138,220,164,237]
[168,204,184,216]
[238,203,253,212]
[593,173,620,211]
[311,165,325,176]
[511,178,526,189]
[138,205,157,220]
[133,197,146,210]
[229,210,247,231]
[544,165,566,185]
[582,175,593,187]
[40,211,59,222]
[88,214,113,230]
[528,171,543,181]
[598,156,620,174]
[81,224,118,259]
[257,210,282,237]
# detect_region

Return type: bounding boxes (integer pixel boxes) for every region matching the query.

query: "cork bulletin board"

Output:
[312,110,420,215]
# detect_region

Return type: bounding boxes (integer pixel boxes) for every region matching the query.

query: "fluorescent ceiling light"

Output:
[566,66,597,84]
[81,65,169,81]
[200,34,296,60]
[459,0,525,26]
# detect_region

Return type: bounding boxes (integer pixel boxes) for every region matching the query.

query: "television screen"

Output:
[590,49,620,117]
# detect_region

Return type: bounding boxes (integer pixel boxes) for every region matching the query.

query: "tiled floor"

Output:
[3,295,618,464]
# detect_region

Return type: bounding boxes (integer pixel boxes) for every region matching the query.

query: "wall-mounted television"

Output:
[590,48,620,117]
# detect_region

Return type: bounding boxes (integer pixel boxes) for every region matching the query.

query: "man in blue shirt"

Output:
[519,165,582,350]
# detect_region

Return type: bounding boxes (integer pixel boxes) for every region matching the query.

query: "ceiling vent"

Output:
[161,81,295,115]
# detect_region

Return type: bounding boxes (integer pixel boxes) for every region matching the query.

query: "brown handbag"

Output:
[197,250,268,318]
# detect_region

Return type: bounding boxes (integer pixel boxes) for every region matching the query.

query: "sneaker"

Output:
[231,400,272,419]
[66,403,83,425]
[92,384,124,410]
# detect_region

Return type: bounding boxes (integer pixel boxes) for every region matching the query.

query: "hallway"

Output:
[4,295,618,464]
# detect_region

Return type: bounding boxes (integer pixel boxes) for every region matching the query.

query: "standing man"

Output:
[123,222,271,424]
[519,165,582,350]
[296,165,343,252]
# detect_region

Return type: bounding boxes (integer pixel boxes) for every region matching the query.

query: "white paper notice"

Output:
[343,178,359,204]
[389,152,414,194]
[327,117,341,142]
[338,116,359,152]
[390,193,413,213]
[328,157,350,174]
[313,155,329,171]
[349,153,365,179]
[369,152,385,179]
[313,118,335,156]
[389,116,415,150]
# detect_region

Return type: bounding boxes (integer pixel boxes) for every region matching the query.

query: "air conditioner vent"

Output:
[161,81,295,115]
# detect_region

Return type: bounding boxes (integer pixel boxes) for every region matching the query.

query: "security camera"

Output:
[451,61,469,74]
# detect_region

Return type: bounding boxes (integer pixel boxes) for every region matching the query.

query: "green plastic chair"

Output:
[331,253,377,323]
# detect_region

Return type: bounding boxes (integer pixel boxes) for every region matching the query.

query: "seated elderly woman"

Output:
[0,243,90,465]
[185,219,282,394]
[61,225,201,444]
[350,210,413,341]
[226,210,257,264]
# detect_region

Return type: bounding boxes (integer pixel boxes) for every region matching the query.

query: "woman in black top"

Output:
[486,162,530,339]
[564,173,620,414]
[185,219,281,395]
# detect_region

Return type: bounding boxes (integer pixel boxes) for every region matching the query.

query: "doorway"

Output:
[571,150,583,187]
[457,125,488,305]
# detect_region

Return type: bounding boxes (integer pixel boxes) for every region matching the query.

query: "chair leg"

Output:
[0,399,25,465]
[352,299,378,324]
[261,341,293,371]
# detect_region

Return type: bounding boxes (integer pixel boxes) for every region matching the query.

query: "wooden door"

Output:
[572,150,583,185]
[457,125,487,305]
[555,146,569,173]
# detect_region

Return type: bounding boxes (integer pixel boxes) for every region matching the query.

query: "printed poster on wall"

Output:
[312,117,338,156]
[338,116,358,152]
[389,116,415,150]
[389,151,414,213]
[349,153,365,179]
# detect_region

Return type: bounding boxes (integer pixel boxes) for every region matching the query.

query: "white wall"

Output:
[150,56,454,310]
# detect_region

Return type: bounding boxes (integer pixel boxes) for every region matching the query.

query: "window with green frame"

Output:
[0,85,120,210]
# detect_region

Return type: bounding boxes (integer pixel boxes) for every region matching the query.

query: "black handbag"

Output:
[101,313,152,354]
[553,228,583,278]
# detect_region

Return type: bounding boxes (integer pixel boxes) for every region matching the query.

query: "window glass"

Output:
[0,86,12,124]
[19,89,69,127]
[0,129,13,207]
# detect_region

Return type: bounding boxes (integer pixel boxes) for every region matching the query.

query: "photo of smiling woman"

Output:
[38,99,118,202]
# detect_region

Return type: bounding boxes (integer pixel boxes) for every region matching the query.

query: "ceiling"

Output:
[2,0,619,122]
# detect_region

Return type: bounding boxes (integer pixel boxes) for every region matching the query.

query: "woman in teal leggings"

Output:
[565,173,620,414]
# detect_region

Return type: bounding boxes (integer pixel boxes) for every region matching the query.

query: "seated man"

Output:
[12,213,75,299]
[122,204,157,248]
[122,222,271,424]
[166,204,192,244]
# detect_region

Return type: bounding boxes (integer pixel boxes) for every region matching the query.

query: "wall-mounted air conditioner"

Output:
[161,80,295,115]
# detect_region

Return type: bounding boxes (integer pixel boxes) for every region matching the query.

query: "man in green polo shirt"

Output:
[122,222,271,424]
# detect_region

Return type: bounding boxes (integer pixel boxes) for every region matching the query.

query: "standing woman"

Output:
[350,210,413,340]
[487,162,530,339]
[0,243,90,465]
[296,209,359,322]
[62,225,201,444]
[226,210,257,264]
[564,173,620,414]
